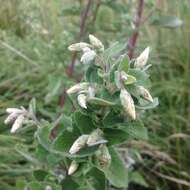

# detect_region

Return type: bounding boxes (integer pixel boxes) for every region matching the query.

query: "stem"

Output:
[66,0,92,77]
[53,0,93,139]
[127,0,144,59]
[60,0,92,107]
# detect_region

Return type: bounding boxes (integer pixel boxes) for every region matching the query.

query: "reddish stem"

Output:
[128,0,144,59]
[66,0,92,78]
[51,0,93,139]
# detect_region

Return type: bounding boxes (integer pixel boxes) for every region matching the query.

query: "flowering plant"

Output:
[5,35,158,190]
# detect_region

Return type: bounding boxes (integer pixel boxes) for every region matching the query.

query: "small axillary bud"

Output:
[77,94,87,109]
[135,47,150,68]
[89,34,104,52]
[68,42,90,52]
[120,88,136,120]
[66,82,89,94]
[138,85,153,103]
[69,135,89,154]
[68,160,79,175]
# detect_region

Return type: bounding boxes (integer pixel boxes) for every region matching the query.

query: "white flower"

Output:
[68,160,79,175]
[89,34,104,52]
[120,88,136,120]
[138,86,153,103]
[10,115,25,133]
[77,94,87,109]
[67,82,89,94]
[69,135,89,154]
[68,42,90,52]
[5,107,28,133]
[135,47,150,68]
[80,50,96,64]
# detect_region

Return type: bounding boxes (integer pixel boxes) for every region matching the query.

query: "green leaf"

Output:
[104,128,129,145]
[125,75,137,85]
[85,65,103,84]
[97,147,128,188]
[35,125,52,151]
[118,54,129,72]
[26,181,43,190]
[33,170,49,181]
[128,68,151,88]
[103,110,123,127]
[87,97,115,106]
[16,177,26,190]
[85,168,106,190]
[29,98,37,115]
[62,176,79,190]
[52,129,79,156]
[129,171,148,187]
[152,15,183,28]
[117,121,148,140]
[136,97,159,110]
[103,42,125,62]
[74,112,95,133]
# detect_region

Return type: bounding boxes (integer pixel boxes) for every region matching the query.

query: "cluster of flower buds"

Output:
[69,129,107,155]
[134,47,150,68]
[4,107,30,133]
[118,47,153,120]
[68,34,104,64]
[67,82,96,110]
[68,129,108,175]
[68,160,79,175]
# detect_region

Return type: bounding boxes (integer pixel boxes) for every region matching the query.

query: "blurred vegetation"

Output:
[0,0,189,189]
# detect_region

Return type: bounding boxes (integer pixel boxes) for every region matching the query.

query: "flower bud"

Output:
[77,94,87,109]
[69,135,89,154]
[89,34,104,52]
[80,50,96,64]
[68,42,90,52]
[4,112,18,124]
[87,129,104,146]
[120,71,128,81]
[45,185,52,190]
[68,160,79,175]
[126,156,135,168]
[95,145,111,168]
[82,47,91,53]
[120,88,136,120]
[138,86,153,103]
[67,82,89,94]
[6,108,23,114]
[135,47,150,68]
[10,114,25,133]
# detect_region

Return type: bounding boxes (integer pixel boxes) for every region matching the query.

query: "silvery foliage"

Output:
[4,35,158,189]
